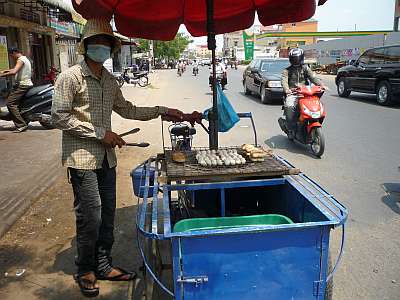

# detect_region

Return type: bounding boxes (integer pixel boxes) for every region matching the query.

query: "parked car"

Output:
[336,44,400,105]
[201,58,211,66]
[242,58,290,104]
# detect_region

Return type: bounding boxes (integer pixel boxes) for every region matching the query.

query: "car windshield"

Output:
[260,60,290,74]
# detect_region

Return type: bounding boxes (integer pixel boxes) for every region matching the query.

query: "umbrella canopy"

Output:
[72,0,329,41]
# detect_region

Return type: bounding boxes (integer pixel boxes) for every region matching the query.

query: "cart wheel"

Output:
[325,254,334,300]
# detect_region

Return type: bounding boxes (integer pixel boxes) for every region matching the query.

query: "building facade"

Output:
[280,19,318,47]
[195,45,211,58]
[0,0,56,86]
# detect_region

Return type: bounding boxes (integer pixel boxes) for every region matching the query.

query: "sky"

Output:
[184,0,396,50]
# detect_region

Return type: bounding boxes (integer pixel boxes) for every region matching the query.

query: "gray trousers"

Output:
[69,158,116,276]
[284,95,299,132]
[6,85,29,128]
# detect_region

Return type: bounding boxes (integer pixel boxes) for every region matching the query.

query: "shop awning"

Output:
[42,0,86,25]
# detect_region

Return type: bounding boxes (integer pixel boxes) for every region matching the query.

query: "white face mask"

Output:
[86,44,111,63]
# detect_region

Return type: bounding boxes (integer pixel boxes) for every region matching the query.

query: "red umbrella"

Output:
[73,0,328,40]
[72,0,329,148]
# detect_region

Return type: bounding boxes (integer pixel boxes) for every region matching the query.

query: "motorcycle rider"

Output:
[281,48,327,140]
[192,59,199,75]
[0,47,33,132]
[177,60,184,75]
[209,59,227,89]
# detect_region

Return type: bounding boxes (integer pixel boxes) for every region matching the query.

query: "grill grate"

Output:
[164,147,299,181]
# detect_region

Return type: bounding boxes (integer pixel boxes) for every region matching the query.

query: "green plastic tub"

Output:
[173,214,293,233]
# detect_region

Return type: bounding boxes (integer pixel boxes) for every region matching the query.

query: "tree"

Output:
[137,33,192,60]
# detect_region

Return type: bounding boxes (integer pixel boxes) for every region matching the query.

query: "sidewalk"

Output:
[0,71,166,300]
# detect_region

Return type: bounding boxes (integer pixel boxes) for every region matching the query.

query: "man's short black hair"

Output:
[8,47,21,54]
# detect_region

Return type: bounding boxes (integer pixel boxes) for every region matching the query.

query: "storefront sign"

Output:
[48,18,80,38]
[242,31,254,60]
[0,35,9,71]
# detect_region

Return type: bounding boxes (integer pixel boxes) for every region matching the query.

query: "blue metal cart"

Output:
[132,153,347,300]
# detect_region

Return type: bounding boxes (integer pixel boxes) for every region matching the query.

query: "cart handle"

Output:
[237,112,258,146]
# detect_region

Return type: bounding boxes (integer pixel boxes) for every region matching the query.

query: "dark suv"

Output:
[336,45,400,105]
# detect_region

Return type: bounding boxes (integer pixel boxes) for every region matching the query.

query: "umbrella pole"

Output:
[207,0,218,150]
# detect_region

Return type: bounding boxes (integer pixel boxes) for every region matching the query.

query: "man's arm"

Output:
[112,87,169,121]
[51,72,106,140]
[305,66,322,86]
[281,69,291,94]
[0,59,23,77]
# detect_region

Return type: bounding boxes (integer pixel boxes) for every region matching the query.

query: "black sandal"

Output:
[73,273,100,298]
[96,267,137,281]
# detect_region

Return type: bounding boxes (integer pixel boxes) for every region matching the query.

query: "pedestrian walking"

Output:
[0,48,33,132]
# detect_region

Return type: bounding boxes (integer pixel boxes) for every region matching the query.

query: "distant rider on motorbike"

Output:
[177,60,184,75]
[281,48,327,140]
[209,59,227,89]
[192,60,199,75]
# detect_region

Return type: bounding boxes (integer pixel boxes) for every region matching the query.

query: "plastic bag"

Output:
[203,84,239,132]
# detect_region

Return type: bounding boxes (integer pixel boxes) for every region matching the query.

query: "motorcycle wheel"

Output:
[310,127,325,158]
[39,119,54,129]
[138,76,149,87]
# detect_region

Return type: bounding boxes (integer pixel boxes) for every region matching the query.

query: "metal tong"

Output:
[118,128,150,147]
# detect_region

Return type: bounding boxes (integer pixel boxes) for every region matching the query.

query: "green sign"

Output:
[242,31,254,60]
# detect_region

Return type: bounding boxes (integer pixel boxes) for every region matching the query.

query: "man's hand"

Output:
[321,85,330,91]
[162,108,184,122]
[101,131,126,148]
[183,111,203,126]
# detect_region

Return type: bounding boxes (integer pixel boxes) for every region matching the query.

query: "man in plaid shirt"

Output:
[51,18,191,297]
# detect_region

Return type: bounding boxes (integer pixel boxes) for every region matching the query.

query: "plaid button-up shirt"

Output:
[51,60,168,170]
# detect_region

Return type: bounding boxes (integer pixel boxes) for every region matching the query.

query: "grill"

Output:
[163,147,300,181]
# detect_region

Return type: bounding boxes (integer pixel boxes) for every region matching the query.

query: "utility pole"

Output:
[395,0,400,32]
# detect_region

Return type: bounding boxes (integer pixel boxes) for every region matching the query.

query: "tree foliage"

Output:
[137,33,192,60]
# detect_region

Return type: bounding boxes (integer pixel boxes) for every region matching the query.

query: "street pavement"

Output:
[0,66,399,299]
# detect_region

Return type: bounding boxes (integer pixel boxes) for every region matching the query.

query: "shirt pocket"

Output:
[76,78,103,125]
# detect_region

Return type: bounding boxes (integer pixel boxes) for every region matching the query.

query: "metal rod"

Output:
[206,0,218,149]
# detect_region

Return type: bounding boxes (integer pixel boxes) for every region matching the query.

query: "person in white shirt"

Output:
[0,48,33,132]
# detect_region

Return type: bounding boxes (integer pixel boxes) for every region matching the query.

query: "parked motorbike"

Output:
[278,85,326,157]
[116,69,149,87]
[0,84,54,129]
[193,66,199,76]
[42,66,59,85]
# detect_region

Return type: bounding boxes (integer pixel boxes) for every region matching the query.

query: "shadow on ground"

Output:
[381,183,400,215]
[331,94,400,108]
[52,204,141,276]
[264,135,319,159]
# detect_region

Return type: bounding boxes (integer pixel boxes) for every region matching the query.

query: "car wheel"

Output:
[243,79,250,95]
[376,80,393,106]
[260,85,272,104]
[337,78,351,97]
